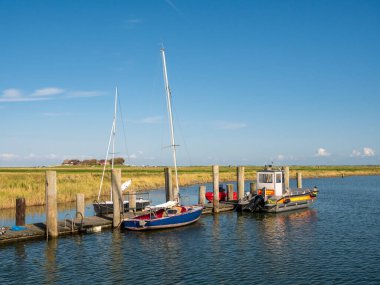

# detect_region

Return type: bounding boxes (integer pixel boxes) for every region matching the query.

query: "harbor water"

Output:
[1,176,380,284]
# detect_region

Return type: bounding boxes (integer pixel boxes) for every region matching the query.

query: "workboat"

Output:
[93,88,150,216]
[205,184,238,202]
[238,166,318,213]
[122,48,202,230]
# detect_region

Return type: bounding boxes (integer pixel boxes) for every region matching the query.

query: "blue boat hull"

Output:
[122,206,203,231]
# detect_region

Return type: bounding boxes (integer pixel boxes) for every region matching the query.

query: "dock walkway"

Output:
[0,202,235,245]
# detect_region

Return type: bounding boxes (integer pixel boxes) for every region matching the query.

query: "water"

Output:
[1,176,380,284]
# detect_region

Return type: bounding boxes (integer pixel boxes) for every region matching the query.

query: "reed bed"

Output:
[0,165,379,209]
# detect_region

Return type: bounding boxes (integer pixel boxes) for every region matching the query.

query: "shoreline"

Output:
[1,165,379,209]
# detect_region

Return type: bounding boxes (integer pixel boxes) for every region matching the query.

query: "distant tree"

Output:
[82,159,97,166]
[113,157,125,165]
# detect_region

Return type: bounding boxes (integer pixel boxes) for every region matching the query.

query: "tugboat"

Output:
[238,166,318,213]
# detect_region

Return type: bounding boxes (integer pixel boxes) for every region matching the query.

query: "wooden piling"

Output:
[111,169,122,228]
[76,194,85,219]
[45,171,58,238]
[164,167,173,201]
[16,198,26,226]
[199,186,206,205]
[284,166,290,191]
[227,184,234,201]
[250,182,257,195]
[213,165,219,213]
[129,192,136,212]
[297,172,302,189]
[237,166,245,200]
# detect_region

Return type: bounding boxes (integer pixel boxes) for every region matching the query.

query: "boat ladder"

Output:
[64,213,75,233]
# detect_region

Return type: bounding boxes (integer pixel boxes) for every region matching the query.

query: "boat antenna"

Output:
[160,48,180,201]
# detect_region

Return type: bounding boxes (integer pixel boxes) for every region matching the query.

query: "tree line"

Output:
[62,157,125,166]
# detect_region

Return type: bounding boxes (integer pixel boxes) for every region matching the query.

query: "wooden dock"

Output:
[0,203,235,245]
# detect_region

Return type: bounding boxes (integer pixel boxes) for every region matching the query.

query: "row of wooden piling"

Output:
[12,166,304,239]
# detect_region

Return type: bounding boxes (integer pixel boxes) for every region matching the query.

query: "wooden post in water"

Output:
[16,197,26,226]
[164,167,173,201]
[111,169,122,228]
[213,165,219,213]
[129,192,136,212]
[227,184,234,201]
[76,194,85,219]
[250,182,257,196]
[199,185,206,205]
[46,171,58,238]
[237,166,245,200]
[297,172,302,189]
[284,166,290,191]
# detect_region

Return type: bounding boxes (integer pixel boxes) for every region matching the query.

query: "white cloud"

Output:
[1,87,106,103]
[363,147,375,157]
[0,89,47,102]
[350,147,375,158]
[2,88,23,98]
[277,154,285,161]
[129,154,137,159]
[25,153,37,159]
[350,149,361,157]
[316,148,330,157]
[0,153,19,160]
[216,122,247,130]
[46,154,59,159]
[0,88,53,102]
[32,87,64,97]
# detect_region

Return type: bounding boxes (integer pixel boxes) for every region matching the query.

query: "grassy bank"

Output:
[0,165,379,209]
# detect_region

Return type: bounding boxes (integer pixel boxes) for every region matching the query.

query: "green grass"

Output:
[0,165,379,209]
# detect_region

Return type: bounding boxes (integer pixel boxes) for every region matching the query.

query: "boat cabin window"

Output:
[276,173,282,183]
[166,209,178,215]
[259,173,273,183]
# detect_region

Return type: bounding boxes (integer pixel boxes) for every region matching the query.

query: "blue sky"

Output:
[0,0,379,166]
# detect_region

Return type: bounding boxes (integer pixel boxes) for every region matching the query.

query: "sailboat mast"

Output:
[98,87,118,201]
[160,48,180,198]
[112,87,118,170]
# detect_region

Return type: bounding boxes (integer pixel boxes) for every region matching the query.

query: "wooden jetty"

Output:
[0,203,235,244]
[0,165,267,245]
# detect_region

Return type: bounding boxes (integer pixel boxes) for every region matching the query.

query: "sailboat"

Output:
[93,88,150,215]
[122,48,203,230]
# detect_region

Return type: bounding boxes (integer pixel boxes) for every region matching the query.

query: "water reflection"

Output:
[45,238,58,284]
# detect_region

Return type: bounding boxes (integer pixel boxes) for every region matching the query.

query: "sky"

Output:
[0,0,379,166]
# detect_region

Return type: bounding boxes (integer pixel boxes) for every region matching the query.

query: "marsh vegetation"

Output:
[0,165,379,209]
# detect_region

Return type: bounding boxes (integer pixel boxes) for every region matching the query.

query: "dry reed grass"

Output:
[0,165,379,209]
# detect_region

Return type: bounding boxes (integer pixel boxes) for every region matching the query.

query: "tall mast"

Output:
[98,87,118,201]
[112,87,118,170]
[160,48,180,199]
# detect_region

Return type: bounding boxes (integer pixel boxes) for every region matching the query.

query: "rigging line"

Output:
[117,90,129,162]
[172,103,193,166]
